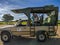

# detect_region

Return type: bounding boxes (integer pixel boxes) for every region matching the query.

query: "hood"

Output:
[0,25,15,29]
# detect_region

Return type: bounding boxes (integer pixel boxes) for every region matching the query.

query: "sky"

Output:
[0,0,60,21]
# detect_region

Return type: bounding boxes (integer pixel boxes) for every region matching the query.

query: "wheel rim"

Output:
[39,34,45,40]
[2,35,8,41]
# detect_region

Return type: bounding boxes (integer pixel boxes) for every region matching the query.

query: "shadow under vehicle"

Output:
[0,5,58,42]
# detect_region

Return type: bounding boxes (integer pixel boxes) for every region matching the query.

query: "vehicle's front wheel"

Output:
[36,33,47,42]
[1,31,11,42]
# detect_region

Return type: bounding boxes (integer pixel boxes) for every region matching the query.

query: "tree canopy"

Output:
[2,14,14,23]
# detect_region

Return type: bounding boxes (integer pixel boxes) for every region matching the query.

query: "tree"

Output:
[2,14,14,24]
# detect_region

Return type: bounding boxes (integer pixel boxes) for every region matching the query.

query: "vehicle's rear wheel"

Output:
[1,31,11,42]
[36,33,47,42]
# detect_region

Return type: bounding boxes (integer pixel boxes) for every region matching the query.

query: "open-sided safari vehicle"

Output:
[0,5,58,42]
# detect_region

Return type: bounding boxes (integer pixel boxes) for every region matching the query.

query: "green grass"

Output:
[58,20,60,26]
[0,21,5,25]
[0,21,16,25]
[0,21,27,25]
[0,20,60,25]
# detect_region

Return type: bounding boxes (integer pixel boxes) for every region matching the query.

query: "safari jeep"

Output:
[0,5,58,42]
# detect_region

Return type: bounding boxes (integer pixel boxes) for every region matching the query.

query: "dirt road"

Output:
[3,36,60,45]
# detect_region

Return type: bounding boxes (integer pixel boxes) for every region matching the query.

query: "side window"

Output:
[30,13,44,26]
[43,11,56,26]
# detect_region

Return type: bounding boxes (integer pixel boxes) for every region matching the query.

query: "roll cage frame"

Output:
[11,5,58,26]
[11,5,58,36]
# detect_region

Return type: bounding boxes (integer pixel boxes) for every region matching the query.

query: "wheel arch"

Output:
[1,30,12,36]
[36,30,47,35]
[36,30,48,42]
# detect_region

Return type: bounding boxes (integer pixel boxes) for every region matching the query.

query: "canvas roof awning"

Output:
[11,5,57,14]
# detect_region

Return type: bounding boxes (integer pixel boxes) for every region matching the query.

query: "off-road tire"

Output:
[1,31,11,42]
[36,33,47,42]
